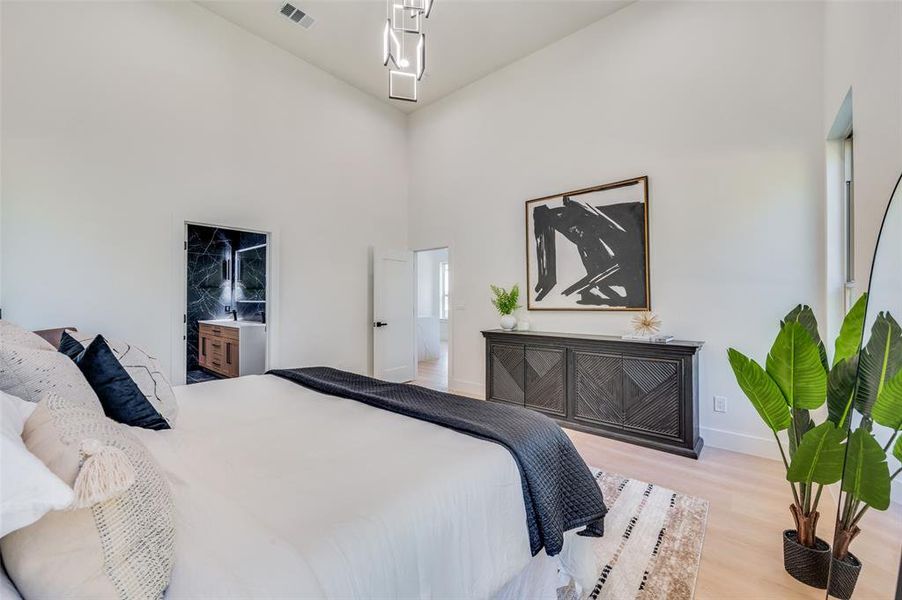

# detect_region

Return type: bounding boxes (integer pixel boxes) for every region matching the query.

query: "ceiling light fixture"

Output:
[382,0,432,102]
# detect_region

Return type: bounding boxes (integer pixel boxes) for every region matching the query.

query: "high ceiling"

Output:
[198,0,633,112]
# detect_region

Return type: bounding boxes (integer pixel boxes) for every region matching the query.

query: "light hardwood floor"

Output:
[415,374,902,599]
[415,341,448,391]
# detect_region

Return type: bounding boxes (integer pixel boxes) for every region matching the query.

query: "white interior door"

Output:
[373,249,416,382]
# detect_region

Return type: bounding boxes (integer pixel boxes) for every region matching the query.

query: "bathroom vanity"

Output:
[198,320,266,378]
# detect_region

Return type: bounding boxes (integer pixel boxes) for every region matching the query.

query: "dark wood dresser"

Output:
[482,329,704,458]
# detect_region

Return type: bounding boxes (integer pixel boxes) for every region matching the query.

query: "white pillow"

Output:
[0,321,102,412]
[65,331,178,426]
[0,321,53,352]
[1,393,174,599]
[0,391,73,537]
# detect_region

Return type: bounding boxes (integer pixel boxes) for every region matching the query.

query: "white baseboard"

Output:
[700,426,779,460]
[449,378,483,398]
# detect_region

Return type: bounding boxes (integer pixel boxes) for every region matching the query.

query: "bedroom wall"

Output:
[824,1,902,300]
[0,1,408,378]
[406,0,827,456]
[416,248,448,319]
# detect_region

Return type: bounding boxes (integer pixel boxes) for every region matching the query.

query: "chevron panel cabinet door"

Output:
[489,343,525,405]
[525,347,566,417]
[573,351,623,426]
[622,358,681,438]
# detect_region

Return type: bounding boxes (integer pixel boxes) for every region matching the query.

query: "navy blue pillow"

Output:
[58,331,85,360]
[68,334,170,430]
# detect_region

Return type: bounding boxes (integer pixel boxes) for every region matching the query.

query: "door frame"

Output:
[412,244,453,390]
[170,215,279,385]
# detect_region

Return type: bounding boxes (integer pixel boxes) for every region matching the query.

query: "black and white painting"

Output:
[526,176,649,310]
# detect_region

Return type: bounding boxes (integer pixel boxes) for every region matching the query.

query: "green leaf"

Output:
[894,437,902,464]
[727,348,791,432]
[783,305,828,371]
[833,294,868,367]
[855,312,902,418]
[827,356,859,426]
[490,284,522,315]
[873,367,902,430]
[786,421,847,485]
[841,428,891,511]
[766,321,828,410]
[789,408,813,457]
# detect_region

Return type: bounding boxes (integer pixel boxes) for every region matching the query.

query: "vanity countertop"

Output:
[198,319,266,329]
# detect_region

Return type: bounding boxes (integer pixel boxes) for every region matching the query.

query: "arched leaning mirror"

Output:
[827,172,902,599]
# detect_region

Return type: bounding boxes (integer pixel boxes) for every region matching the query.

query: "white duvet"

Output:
[133,374,592,599]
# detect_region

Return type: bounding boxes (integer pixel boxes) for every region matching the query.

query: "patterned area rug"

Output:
[559,469,709,600]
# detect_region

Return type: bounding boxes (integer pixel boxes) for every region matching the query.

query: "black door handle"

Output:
[374,321,388,328]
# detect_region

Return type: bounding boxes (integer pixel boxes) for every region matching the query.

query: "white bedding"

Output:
[133,374,592,599]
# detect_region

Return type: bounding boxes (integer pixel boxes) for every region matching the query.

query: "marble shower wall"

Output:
[186,225,267,370]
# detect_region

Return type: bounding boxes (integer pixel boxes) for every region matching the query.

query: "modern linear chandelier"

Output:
[382,0,433,102]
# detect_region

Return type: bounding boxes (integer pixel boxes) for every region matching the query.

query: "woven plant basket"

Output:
[783,530,831,589]
[827,552,862,599]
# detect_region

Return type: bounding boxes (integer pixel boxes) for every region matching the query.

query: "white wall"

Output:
[1,1,408,378]
[824,1,902,299]
[416,247,448,318]
[416,248,447,360]
[407,0,827,456]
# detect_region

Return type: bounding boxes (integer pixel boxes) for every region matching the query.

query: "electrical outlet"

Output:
[714,395,727,413]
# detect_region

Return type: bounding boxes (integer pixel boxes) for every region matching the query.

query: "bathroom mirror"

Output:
[235,243,267,301]
[827,172,902,599]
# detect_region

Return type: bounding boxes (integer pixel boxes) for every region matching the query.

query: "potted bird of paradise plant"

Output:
[727,296,868,589]
[825,310,902,599]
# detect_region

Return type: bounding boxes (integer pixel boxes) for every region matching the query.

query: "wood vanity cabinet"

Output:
[198,323,240,378]
[482,329,704,459]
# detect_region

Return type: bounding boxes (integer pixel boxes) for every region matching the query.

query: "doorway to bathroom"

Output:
[184,223,269,385]
[413,247,450,391]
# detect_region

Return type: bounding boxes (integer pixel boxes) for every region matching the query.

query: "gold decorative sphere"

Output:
[631,311,661,336]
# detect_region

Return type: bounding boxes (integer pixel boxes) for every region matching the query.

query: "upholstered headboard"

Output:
[32,328,76,350]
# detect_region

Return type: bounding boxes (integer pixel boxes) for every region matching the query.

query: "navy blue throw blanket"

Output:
[267,366,606,557]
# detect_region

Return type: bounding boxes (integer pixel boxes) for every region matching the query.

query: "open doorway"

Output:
[414,248,449,391]
[185,223,269,385]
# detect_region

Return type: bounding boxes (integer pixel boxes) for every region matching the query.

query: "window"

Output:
[439,261,449,320]
[843,134,855,311]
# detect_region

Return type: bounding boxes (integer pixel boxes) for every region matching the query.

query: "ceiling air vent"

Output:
[280,3,315,29]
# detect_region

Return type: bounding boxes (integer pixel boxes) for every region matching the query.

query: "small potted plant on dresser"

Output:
[727,297,867,590]
[490,284,521,331]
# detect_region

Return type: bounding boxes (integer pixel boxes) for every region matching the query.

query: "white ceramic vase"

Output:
[500,315,517,331]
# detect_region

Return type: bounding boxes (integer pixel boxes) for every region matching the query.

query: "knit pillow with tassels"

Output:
[0,392,174,599]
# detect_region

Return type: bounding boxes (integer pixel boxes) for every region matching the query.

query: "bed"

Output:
[130,373,599,598]
[2,325,603,598]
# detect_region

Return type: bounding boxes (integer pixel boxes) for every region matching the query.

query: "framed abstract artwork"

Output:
[525,176,650,311]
